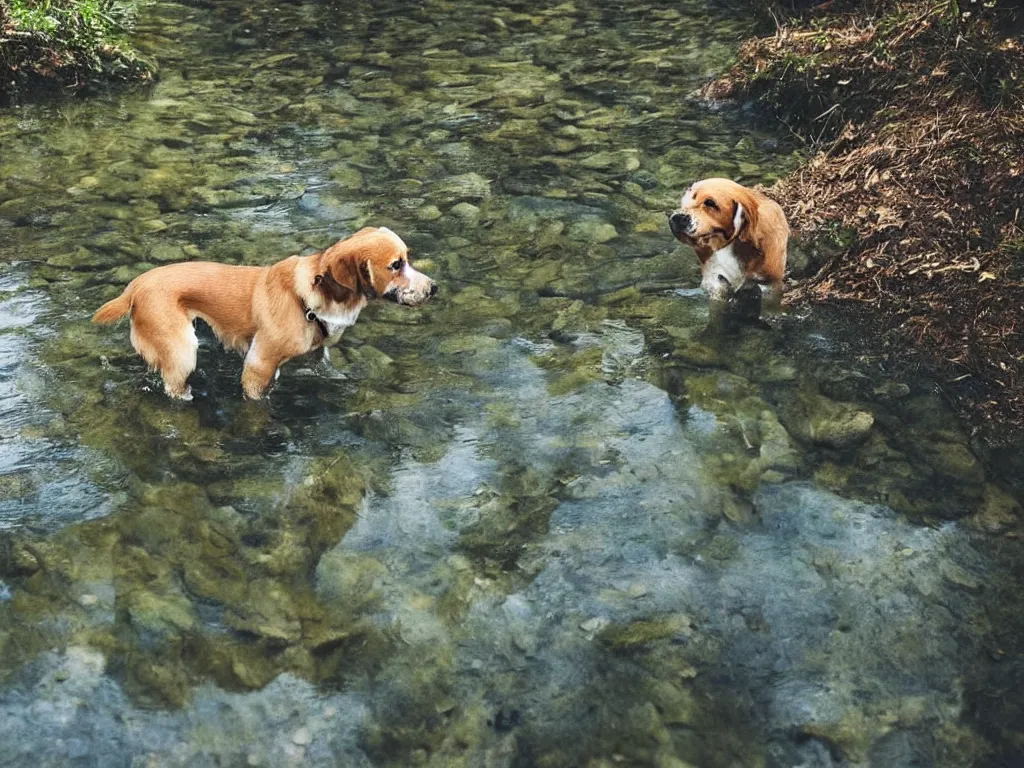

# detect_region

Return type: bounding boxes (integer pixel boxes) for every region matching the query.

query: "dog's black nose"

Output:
[428,282,438,297]
[668,212,691,236]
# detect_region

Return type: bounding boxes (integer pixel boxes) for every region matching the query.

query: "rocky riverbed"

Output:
[0,0,1021,766]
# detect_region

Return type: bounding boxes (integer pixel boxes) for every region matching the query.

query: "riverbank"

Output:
[0,0,152,102]
[705,0,1024,435]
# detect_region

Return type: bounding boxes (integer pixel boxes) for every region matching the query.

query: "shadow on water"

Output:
[0,0,1022,765]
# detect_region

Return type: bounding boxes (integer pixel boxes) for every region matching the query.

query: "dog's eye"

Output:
[703,199,718,210]
[389,259,403,271]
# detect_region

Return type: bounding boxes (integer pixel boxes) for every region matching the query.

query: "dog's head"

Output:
[316,227,438,306]
[668,178,759,254]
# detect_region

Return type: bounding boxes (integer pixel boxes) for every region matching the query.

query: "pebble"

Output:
[580,617,609,632]
[291,727,310,746]
[142,219,169,233]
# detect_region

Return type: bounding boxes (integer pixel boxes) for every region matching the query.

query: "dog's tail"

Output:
[92,287,134,325]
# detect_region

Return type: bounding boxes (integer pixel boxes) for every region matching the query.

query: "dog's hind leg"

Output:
[129,299,199,400]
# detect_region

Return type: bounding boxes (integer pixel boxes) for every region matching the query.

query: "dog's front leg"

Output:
[241,337,285,400]
[242,360,278,400]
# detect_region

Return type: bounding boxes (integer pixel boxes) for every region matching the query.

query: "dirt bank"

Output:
[706,0,1024,437]
[0,0,151,103]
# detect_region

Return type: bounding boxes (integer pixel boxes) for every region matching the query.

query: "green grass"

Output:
[1,0,152,99]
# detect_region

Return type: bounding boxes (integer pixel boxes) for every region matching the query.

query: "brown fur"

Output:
[670,177,789,302]
[93,227,435,400]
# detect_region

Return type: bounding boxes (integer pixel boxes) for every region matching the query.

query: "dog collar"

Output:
[304,307,329,339]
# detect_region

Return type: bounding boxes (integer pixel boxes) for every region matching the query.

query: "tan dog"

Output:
[668,178,789,314]
[93,227,437,400]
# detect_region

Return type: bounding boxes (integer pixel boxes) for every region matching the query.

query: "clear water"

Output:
[0,1,1021,766]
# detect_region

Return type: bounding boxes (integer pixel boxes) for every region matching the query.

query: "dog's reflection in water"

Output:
[702,284,777,340]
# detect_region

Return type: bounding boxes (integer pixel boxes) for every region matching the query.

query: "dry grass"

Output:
[707,0,1024,435]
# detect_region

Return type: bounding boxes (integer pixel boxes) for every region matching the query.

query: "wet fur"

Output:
[93,227,435,400]
[669,178,789,309]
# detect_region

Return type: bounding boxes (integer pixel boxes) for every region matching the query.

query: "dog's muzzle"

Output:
[384,280,438,306]
[668,212,694,239]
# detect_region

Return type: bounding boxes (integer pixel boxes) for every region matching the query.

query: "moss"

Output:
[532,346,604,396]
[967,484,1021,533]
[0,534,42,577]
[191,634,284,691]
[703,533,741,562]
[800,708,880,764]
[124,589,197,636]
[457,491,557,578]
[122,653,193,708]
[598,614,694,652]
[923,440,985,485]
[0,449,377,706]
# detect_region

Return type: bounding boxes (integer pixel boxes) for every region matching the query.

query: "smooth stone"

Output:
[782,393,875,449]
[432,172,491,201]
[873,381,911,400]
[580,617,610,633]
[449,202,480,222]
[567,220,618,243]
[142,219,169,233]
[417,204,443,221]
[150,244,184,263]
[924,441,984,484]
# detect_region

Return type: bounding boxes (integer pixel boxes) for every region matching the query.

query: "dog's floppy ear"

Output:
[316,241,371,298]
[732,190,760,245]
[731,201,746,238]
[323,254,359,293]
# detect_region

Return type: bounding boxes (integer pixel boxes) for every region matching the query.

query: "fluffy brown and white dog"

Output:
[92,226,437,401]
[668,178,789,315]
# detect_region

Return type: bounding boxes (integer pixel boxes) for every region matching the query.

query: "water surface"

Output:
[0,1,1022,766]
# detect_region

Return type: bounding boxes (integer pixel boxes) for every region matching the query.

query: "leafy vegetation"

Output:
[0,0,152,101]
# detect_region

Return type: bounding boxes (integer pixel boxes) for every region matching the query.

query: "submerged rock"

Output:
[567,219,618,243]
[923,439,985,484]
[430,172,491,202]
[778,391,875,449]
[448,202,481,224]
[0,535,41,577]
[598,615,694,650]
[416,204,443,221]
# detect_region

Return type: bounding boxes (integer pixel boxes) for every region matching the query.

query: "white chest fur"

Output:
[316,302,365,346]
[700,244,751,300]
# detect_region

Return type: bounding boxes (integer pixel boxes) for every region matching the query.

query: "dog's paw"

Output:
[165,386,193,402]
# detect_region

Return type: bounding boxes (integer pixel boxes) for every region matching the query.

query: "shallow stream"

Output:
[0,1,1022,766]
